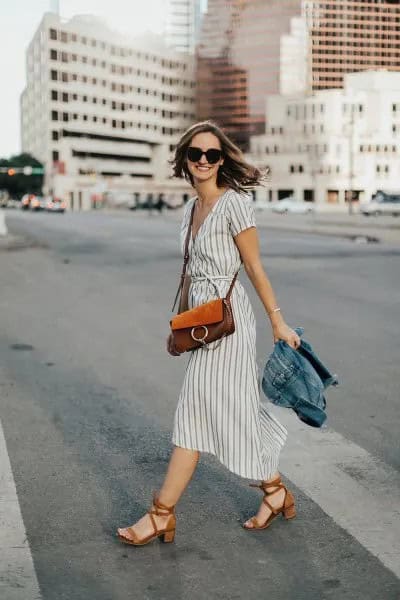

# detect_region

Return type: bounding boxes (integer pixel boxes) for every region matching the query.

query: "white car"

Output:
[253,198,274,212]
[360,192,400,216]
[271,197,315,214]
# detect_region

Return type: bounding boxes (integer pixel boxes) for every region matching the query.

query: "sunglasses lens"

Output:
[187,147,203,162]
[187,147,222,164]
[205,149,222,164]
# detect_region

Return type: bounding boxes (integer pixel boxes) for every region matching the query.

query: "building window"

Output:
[60,31,68,43]
[51,90,58,100]
[49,29,57,40]
[51,111,58,121]
[62,112,68,122]
[50,49,57,60]
[50,70,57,81]
[52,131,58,141]
[62,92,68,102]
[52,150,59,161]
[290,165,295,173]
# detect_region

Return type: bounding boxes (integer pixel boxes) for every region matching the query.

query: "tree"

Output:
[0,153,44,198]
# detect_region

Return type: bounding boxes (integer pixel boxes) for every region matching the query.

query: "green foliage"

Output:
[0,153,44,198]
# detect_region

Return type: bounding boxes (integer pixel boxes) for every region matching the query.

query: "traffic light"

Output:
[7,168,16,176]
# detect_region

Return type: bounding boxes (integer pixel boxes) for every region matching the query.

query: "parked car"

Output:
[360,191,400,216]
[6,198,20,209]
[30,196,43,211]
[21,194,36,210]
[271,197,315,214]
[46,197,66,213]
[254,198,274,212]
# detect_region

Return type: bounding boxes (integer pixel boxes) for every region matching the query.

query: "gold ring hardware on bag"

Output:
[191,325,208,344]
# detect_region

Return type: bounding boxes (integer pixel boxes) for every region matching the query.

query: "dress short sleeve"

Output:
[228,192,256,237]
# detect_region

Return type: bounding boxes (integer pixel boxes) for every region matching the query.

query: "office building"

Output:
[20,13,195,209]
[196,0,302,148]
[165,0,204,53]
[249,71,400,207]
[282,0,400,94]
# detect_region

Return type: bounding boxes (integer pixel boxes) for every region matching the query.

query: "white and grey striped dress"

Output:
[172,189,287,480]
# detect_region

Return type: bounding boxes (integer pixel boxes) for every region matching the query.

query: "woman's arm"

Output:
[234,227,300,349]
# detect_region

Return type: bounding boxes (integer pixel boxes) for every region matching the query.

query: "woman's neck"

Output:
[195,179,226,207]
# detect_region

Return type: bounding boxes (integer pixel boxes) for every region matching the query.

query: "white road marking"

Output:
[0,419,42,599]
[275,408,400,579]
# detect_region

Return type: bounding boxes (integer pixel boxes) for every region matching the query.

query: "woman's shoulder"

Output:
[224,189,256,235]
[224,189,254,212]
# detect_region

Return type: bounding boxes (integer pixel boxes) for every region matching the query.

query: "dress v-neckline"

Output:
[191,189,228,243]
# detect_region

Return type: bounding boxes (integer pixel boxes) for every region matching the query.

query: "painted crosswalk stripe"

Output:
[0,418,42,599]
[275,408,400,579]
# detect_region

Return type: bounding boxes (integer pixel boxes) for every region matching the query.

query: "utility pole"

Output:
[347,107,355,216]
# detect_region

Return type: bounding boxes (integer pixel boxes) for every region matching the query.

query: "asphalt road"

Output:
[0,209,399,600]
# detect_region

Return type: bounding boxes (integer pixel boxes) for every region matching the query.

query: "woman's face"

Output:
[186,132,224,185]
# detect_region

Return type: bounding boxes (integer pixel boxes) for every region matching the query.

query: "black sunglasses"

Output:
[187,146,223,164]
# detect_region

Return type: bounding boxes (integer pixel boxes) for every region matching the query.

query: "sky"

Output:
[0,0,169,158]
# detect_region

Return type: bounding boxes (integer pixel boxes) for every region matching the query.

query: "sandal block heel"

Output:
[283,504,296,520]
[162,529,176,543]
[283,489,296,520]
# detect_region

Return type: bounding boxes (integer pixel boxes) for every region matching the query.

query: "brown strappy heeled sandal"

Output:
[243,475,296,530]
[117,493,176,546]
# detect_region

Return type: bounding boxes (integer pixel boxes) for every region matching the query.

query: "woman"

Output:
[117,121,300,546]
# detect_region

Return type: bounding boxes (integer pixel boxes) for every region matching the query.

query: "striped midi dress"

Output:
[172,189,287,480]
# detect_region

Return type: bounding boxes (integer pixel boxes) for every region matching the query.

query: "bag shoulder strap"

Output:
[171,199,241,312]
[171,201,196,313]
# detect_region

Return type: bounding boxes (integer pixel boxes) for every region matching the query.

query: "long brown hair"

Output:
[171,121,265,193]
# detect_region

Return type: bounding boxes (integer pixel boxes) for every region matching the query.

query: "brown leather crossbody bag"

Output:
[170,203,238,353]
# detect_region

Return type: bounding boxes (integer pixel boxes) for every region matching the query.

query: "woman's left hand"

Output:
[272,322,301,349]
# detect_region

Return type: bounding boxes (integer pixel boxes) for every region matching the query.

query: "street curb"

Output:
[256,222,382,244]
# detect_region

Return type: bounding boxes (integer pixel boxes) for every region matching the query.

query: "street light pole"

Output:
[347,108,355,215]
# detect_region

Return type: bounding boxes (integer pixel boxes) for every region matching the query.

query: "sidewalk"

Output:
[254,211,400,244]
[165,206,400,244]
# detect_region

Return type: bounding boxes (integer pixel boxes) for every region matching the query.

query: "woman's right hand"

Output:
[167,333,181,357]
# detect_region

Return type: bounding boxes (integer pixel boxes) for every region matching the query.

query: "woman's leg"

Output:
[118,447,199,541]
[158,446,200,506]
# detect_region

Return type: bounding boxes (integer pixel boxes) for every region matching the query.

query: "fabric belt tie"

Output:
[191,271,237,297]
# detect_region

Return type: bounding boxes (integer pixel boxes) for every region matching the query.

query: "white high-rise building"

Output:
[250,71,400,207]
[20,13,196,210]
[165,0,203,54]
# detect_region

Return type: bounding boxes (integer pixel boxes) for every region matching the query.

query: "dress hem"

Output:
[171,438,280,481]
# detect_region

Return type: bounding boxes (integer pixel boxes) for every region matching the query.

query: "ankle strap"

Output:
[250,476,283,494]
[150,493,175,516]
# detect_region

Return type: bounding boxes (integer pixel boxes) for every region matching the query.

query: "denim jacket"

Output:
[262,328,338,428]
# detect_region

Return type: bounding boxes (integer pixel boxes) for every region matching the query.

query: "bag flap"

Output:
[171,299,224,330]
